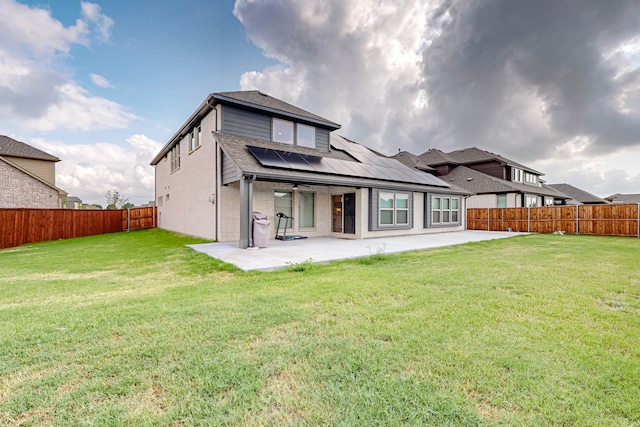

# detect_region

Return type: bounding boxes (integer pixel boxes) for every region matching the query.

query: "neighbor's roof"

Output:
[547,183,608,205]
[0,135,60,162]
[420,147,542,175]
[214,132,469,193]
[605,193,640,204]
[391,151,436,172]
[442,166,567,198]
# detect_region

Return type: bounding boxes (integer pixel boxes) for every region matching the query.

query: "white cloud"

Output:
[90,73,113,88]
[0,0,128,132]
[30,134,162,205]
[24,83,138,131]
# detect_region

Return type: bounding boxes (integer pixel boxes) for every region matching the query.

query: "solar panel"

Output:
[247,146,290,168]
[247,145,450,188]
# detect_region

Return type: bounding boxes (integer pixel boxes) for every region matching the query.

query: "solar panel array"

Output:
[247,143,449,187]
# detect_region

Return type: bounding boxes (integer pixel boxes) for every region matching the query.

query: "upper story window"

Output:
[189,125,202,152]
[512,167,523,182]
[297,124,315,148]
[273,119,294,144]
[170,143,180,172]
[524,172,537,185]
[272,118,316,148]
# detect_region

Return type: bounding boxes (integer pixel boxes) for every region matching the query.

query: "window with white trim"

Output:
[432,195,460,224]
[524,172,537,184]
[275,191,293,227]
[544,197,554,206]
[273,119,294,144]
[512,167,523,182]
[525,195,538,207]
[170,144,180,172]
[379,192,409,226]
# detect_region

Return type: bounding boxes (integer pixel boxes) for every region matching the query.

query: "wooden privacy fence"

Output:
[467,204,640,237]
[0,207,157,249]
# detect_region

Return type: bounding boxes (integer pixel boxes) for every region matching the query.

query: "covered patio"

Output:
[188,230,523,271]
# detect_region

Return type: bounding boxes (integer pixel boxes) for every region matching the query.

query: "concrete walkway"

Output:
[188,230,524,271]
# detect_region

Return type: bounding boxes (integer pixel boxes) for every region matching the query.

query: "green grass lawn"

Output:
[0,230,638,426]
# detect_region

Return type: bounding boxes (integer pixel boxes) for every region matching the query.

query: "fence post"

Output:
[127,208,130,232]
[576,205,579,235]
[637,203,639,238]
[487,208,490,231]
[528,207,530,233]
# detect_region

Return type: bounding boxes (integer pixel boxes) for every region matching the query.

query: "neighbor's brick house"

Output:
[0,135,67,208]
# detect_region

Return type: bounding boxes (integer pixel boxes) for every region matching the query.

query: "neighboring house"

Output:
[394,147,569,208]
[547,183,609,205]
[605,193,640,204]
[66,196,83,209]
[0,135,67,208]
[151,91,470,248]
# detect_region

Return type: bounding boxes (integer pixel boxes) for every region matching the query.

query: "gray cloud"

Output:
[235,0,640,195]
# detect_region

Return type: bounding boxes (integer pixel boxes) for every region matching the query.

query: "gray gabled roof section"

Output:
[547,183,609,204]
[418,146,542,175]
[151,91,341,166]
[442,166,568,198]
[214,132,468,193]
[215,91,341,130]
[0,135,60,162]
[391,151,436,172]
[605,193,640,204]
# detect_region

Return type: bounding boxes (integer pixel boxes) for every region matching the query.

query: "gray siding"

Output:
[221,105,271,141]
[222,151,242,185]
[369,188,413,231]
[315,128,330,152]
[424,192,462,228]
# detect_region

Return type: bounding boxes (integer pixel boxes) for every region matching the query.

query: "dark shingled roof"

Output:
[605,193,640,204]
[442,166,568,198]
[214,91,340,129]
[419,147,542,175]
[391,151,436,172]
[0,135,60,162]
[547,183,609,205]
[214,132,467,193]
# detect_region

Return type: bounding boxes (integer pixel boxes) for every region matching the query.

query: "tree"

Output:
[122,202,135,209]
[105,190,130,210]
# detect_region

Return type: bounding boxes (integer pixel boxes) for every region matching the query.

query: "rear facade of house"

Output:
[151,91,469,248]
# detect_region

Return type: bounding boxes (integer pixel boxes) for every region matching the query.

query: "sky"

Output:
[1,0,639,205]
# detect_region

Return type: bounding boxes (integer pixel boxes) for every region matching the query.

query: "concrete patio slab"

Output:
[188,230,524,271]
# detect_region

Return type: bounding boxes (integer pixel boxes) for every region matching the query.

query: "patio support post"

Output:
[239,175,255,249]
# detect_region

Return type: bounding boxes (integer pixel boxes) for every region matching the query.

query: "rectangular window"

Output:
[273,118,294,144]
[544,197,554,206]
[297,124,315,148]
[275,191,293,227]
[196,125,201,148]
[525,195,538,207]
[188,131,194,152]
[525,172,537,184]
[512,167,523,182]
[157,196,163,207]
[170,143,180,172]
[497,194,507,208]
[298,192,315,228]
[432,195,460,224]
[379,191,409,226]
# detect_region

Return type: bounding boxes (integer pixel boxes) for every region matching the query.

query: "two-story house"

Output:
[151,91,470,248]
[394,147,568,208]
[0,135,67,208]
